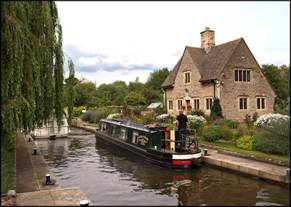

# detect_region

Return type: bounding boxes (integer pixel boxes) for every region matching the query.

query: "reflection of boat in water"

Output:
[95,118,203,169]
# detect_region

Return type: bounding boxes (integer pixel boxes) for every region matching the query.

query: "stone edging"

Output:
[200,143,290,167]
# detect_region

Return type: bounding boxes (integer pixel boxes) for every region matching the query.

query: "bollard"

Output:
[33,148,37,155]
[80,200,89,206]
[203,148,208,156]
[46,174,51,185]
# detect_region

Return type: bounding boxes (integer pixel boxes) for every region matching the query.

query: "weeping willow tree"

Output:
[1,1,64,193]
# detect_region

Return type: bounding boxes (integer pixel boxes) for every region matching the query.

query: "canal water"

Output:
[35,128,289,206]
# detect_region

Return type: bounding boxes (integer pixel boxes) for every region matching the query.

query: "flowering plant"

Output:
[156,114,175,120]
[107,113,121,119]
[254,113,289,127]
[187,115,207,124]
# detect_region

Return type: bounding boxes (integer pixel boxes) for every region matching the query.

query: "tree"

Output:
[146,68,169,91]
[124,92,146,106]
[1,1,64,193]
[210,98,223,119]
[261,64,290,114]
[65,59,76,126]
[74,80,97,107]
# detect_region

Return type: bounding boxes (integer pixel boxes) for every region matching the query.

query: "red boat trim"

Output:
[172,159,192,165]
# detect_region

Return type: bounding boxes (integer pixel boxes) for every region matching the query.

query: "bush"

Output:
[236,135,254,150]
[80,110,104,123]
[107,113,121,119]
[187,115,206,134]
[252,112,258,122]
[213,119,239,129]
[124,92,146,105]
[73,106,85,117]
[220,125,234,141]
[236,123,252,138]
[191,110,205,117]
[253,121,289,155]
[202,124,222,142]
[210,98,223,119]
[254,113,290,127]
[142,113,155,124]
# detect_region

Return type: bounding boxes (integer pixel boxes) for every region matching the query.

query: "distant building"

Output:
[162,27,275,121]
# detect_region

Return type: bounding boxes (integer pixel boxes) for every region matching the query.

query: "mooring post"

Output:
[203,148,208,156]
[80,200,89,206]
[46,174,51,185]
[33,148,37,155]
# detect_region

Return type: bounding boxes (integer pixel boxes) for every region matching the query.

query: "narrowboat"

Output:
[95,118,203,169]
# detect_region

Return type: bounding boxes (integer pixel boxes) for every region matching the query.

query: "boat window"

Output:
[132,131,138,144]
[120,128,127,141]
[101,123,106,132]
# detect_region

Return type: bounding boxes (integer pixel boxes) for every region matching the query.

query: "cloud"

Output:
[63,45,159,74]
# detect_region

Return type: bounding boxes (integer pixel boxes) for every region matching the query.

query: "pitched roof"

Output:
[162,38,243,88]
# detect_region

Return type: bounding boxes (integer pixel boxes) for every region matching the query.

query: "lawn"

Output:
[199,138,289,163]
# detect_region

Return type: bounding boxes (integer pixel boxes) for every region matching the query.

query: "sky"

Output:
[56,1,290,86]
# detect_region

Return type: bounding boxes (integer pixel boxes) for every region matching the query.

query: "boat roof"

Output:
[100,119,159,133]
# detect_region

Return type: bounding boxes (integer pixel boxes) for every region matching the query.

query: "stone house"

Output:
[162,27,275,121]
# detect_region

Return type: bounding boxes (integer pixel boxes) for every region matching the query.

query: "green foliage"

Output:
[210,98,223,119]
[191,110,205,117]
[252,112,259,122]
[74,79,97,107]
[1,2,63,191]
[253,121,290,155]
[213,119,238,129]
[261,64,290,114]
[236,135,254,150]
[202,124,222,142]
[73,106,85,117]
[146,68,169,91]
[65,59,76,126]
[244,114,253,127]
[124,92,146,105]
[80,110,104,124]
[189,121,204,135]
[220,126,234,141]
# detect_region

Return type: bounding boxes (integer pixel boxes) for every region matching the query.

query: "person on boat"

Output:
[176,108,188,148]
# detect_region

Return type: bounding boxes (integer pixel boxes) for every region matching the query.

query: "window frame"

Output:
[184,71,191,84]
[168,100,173,110]
[238,97,248,110]
[193,98,200,111]
[234,69,252,82]
[205,97,213,110]
[256,97,266,110]
[177,99,183,110]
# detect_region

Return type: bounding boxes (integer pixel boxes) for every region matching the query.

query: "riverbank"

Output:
[2,133,90,206]
[72,118,290,185]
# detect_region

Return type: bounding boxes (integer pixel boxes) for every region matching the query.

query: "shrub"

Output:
[252,112,259,122]
[253,121,289,155]
[202,124,222,142]
[210,98,223,119]
[236,135,254,150]
[124,92,146,105]
[236,123,252,138]
[73,106,85,117]
[191,110,205,117]
[80,110,104,123]
[220,125,234,141]
[187,115,206,134]
[244,114,253,127]
[213,119,239,129]
[254,113,290,127]
[142,113,155,124]
[107,113,121,119]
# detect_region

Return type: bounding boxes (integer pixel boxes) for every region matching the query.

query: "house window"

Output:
[234,69,251,82]
[206,98,213,110]
[256,97,266,110]
[184,71,191,84]
[193,99,200,110]
[177,100,183,110]
[239,97,248,110]
[168,100,173,110]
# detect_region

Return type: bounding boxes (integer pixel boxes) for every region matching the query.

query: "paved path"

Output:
[15,133,90,206]
[16,187,88,206]
[203,148,290,184]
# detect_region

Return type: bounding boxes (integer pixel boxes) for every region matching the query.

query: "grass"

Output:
[199,137,289,163]
[1,137,16,194]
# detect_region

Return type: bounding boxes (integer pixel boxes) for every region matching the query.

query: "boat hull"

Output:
[95,131,202,169]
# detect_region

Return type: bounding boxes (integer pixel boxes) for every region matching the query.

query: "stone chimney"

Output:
[200,27,215,53]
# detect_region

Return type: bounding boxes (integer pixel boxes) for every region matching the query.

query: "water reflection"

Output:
[36,128,290,206]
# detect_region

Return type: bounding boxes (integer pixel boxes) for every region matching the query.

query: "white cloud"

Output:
[57,2,290,84]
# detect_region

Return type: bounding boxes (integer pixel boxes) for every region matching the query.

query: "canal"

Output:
[35,128,289,206]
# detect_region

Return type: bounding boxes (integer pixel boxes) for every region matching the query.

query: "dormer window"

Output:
[234,69,251,82]
[184,71,191,84]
